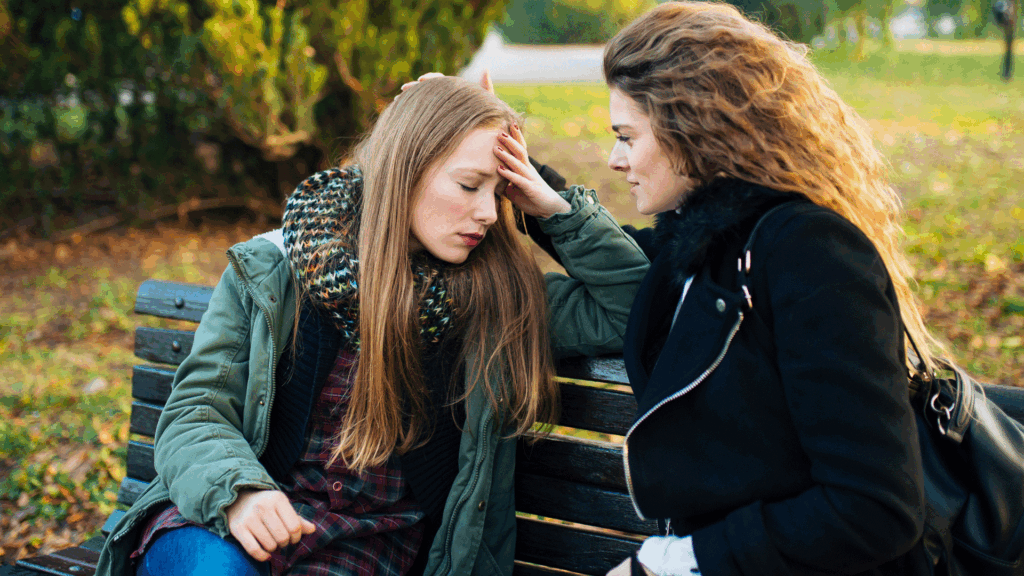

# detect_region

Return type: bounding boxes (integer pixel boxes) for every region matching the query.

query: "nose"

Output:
[474,191,498,227]
[608,140,628,173]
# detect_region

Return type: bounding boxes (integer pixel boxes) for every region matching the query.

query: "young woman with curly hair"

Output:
[94,76,649,576]
[495,2,951,574]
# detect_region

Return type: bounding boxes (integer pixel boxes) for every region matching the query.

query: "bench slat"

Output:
[50,547,99,569]
[134,327,194,365]
[556,382,634,436]
[555,355,629,386]
[15,551,96,576]
[132,365,174,404]
[117,477,151,507]
[129,401,163,438]
[518,435,625,492]
[101,510,126,537]
[513,562,586,576]
[515,517,640,575]
[127,441,156,483]
[515,473,657,536]
[126,435,628,497]
[134,280,214,323]
[79,537,106,554]
[125,383,635,438]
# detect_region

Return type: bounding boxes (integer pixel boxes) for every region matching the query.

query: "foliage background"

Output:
[1,0,1021,238]
[0,0,507,237]
[496,0,659,44]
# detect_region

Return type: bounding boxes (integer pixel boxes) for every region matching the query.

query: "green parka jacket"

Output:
[95,185,648,576]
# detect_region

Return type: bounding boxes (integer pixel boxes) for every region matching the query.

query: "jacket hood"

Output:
[227,229,292,293]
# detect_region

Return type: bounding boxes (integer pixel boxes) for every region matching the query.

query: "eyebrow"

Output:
[611,124,633,133]
[448,167,494,178]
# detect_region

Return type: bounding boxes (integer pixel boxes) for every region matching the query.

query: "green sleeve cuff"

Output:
[537,185,601,237]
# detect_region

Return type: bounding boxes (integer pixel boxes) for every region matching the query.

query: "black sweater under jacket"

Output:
[259,302,464,575]
[624,179,928,576]
[525,173,929,576]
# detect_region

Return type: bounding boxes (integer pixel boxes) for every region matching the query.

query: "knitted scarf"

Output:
[281,166,456,352]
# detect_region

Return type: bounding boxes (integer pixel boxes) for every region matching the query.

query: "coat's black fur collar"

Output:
[653,178,806,287]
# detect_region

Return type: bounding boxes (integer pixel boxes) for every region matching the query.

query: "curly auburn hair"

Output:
[604,0,948,374]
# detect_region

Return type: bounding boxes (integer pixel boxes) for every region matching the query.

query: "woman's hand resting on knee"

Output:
[226,489,316,562]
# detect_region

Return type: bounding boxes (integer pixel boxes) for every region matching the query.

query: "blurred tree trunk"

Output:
[993,0,1018,80]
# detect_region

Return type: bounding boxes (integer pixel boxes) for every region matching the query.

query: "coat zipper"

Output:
[440,414,492,574]
[111,496,171,543]
[228,254,279,458]
[112,253,282,545]
[623,312,745,521]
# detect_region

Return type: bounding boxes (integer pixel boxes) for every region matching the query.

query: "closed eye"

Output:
[460,184,479,192]
[616,135,631,144]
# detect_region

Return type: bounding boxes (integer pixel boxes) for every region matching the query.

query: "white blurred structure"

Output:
[889,7,929,38]
[459,30,605,83]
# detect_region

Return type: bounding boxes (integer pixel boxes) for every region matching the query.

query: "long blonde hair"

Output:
[604,1,947,374]
[304,77,557,472]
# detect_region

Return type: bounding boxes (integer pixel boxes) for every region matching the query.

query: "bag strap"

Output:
[737,202,974,444]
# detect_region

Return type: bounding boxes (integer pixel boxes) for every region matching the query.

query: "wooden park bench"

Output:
[3,278,654,576]
[5,279,1024,576]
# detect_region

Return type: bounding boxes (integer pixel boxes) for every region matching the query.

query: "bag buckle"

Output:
[930,391,954,436]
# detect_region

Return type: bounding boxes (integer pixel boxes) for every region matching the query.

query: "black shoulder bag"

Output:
[907,352,1024,575]
[739,204,1024,576]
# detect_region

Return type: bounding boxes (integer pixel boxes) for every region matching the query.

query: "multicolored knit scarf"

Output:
[281,167,456,352]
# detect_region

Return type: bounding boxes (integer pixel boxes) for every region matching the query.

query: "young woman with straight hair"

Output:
[491,2,953,574]
[94,76,649,576]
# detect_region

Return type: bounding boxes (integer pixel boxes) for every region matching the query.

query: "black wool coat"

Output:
[619,179,928,576]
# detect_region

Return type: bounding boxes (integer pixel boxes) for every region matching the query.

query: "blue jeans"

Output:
[135,526,271,576]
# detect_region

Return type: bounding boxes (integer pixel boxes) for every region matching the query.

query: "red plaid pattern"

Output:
[132,350,425,575]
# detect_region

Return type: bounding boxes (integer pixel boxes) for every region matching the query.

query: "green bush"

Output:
[0,0,508,234]
[497,0,657,44]
[731,0,828,43]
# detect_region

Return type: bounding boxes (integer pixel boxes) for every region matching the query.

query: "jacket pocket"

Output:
[474,541,508,576]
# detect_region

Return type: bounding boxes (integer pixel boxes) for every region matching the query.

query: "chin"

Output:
[430,249,470,264]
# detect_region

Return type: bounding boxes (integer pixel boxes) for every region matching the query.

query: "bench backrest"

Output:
[109,280,657,576]
[110,279,1024,576]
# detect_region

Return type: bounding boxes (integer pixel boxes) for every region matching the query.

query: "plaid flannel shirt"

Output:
[132,350,425,576]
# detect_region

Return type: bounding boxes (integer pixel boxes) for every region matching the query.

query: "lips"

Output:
[459,233,483,247]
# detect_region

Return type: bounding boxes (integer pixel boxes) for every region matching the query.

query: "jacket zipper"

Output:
[110,496,171,543]
[440,414,492,574]
[112,253,282,545]
[227,254,279,458]
[623,312,745,521]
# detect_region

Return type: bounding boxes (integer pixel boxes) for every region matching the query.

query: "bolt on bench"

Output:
[5,279,662,576]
